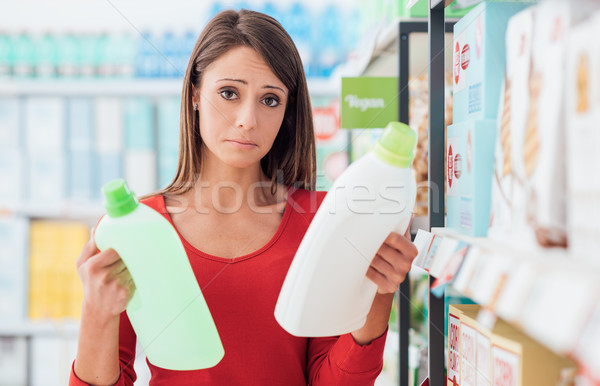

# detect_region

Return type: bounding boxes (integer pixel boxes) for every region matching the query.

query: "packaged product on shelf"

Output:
[125,150,157,196]
[488,6,535,244]
[27,152,67,204]
[157,97,181,188]
[79,33,99,77]
[136,31,161,78]
[565,14,600,262]
[35,32,58,78]
[31,336,78,386]
[409,73,454,217]
[25,97,66,151]
[447,308,461,386]
[0,32,12,78]
[97,151,124,193]
[452,1,531,124]
[95,97,124,190]
[68,98,95,202]
[449,304,575,386]
[28,220,88,320]
[0,336,28,385]
[314,103,348,191]
[124,98,157,195]
[0,217,29,322]
[0,148,24,207]
[12,32,35,78]
[446,119,496,236]
[523,0,598,248]
[95,97,123,153]
[57,32,81,78]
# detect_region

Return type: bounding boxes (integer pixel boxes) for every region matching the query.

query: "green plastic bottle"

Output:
[94,179,224,370]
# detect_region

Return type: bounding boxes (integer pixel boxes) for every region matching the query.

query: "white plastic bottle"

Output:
[94,180,224,370]
[275,121,417,337]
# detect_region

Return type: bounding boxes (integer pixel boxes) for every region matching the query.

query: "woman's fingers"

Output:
[366,230,419,294]
[366,265,397,294]
[75,238,99,269]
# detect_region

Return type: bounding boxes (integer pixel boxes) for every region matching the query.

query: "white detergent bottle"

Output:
[275,121,417,337]
[94,179,224,370]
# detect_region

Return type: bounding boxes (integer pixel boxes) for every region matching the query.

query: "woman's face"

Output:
[194,46,288,171]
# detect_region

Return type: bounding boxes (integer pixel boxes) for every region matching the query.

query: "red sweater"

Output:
[70,187,386,385]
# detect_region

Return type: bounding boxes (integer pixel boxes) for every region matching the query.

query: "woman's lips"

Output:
[226,139,257,149]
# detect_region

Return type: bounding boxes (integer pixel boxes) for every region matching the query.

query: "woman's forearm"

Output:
[351,292,395,345]
[74,301,122,385]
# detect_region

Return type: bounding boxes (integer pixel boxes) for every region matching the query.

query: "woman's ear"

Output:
[191,85,199,106]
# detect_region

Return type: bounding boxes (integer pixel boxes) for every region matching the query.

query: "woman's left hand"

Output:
[366,228,418,294]
[351,227,419,345]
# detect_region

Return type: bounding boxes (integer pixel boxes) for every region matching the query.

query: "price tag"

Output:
[429,238,460,278]
[413,230,435,269]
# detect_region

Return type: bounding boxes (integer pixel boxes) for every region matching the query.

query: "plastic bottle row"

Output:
[0,3,358,80]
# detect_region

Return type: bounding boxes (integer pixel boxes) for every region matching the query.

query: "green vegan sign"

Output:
[341,77,398,129]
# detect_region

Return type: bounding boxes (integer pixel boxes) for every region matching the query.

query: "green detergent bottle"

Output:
[94,179,224,370]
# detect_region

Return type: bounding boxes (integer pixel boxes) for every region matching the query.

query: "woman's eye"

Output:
[219,89,237,100]
[263,97,280,107]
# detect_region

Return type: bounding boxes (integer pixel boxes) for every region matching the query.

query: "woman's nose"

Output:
[235,100,257,130]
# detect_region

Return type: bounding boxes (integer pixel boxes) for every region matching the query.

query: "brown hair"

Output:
[160,9,316,197]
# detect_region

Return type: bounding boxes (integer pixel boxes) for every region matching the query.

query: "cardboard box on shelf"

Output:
[0,148,25,207]
[95,97,123,153]
[0,217,29,322]
[448,304,576,386]
[0,336,28,386]
[125,149,157,196]
[0,98,21,148]
[27,152,66,205]
[25,97,66,152]
[566,13,600,263]
[446,119,496,236]
[488,6,535,245]
[452,1,531,124]
[28,220,88,320]
[490,1,600,250]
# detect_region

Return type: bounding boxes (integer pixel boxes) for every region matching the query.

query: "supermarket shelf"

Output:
[0,202,104,220]
[414,227,600,377]
[431,0,454,8]
[0,78,338,98]
[0,320,79,337]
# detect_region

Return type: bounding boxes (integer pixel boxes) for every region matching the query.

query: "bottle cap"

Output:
[102,179,138,217]
[372,121,417,168]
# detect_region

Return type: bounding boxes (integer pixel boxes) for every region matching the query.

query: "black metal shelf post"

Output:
[397,19,455,386]
[429,0,447,384]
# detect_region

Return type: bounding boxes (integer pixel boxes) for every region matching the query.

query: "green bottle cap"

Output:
[372,121,417,168]
[102,179,138,217]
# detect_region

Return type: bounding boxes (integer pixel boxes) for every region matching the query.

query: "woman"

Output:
[71,9,417,385]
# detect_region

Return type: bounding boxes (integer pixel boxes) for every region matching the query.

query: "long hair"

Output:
[160,9,316,197]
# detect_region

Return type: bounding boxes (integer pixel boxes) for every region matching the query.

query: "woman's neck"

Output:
[178,159,285,216]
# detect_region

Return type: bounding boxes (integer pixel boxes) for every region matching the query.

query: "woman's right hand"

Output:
[76,237,135,322]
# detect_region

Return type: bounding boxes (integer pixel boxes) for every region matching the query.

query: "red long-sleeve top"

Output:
[70,187,387,385]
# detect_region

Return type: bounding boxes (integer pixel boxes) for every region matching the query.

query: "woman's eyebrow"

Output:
[264,85,286,95]
[216,78,286,95]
